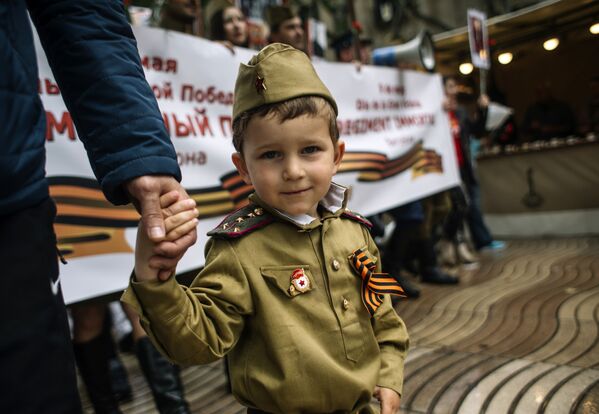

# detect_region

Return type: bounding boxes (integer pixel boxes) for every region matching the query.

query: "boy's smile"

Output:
[232,113,344,218]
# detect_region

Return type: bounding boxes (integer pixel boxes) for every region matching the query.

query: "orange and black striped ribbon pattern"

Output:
[48,148,442,260]
[338,142,443,182]
[351,248,406,315]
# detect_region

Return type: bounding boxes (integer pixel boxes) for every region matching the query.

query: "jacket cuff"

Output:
[101,155,182,205]
[377,350,405,397]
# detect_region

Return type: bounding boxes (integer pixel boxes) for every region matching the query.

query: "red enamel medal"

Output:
[289,268,310,294]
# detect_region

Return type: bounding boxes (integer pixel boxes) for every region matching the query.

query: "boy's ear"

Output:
[332,140,345,173]
[231,152,252,185]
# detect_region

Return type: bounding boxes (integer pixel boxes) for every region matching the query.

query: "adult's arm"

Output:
[27,0,181,206]
[27,1,198,251]
[466,94,489,139]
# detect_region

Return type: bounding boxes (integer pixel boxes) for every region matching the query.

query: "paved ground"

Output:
[80,237,599,413]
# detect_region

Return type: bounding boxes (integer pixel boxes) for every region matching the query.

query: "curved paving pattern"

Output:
[78,238,599,413]
[398,238,599,414]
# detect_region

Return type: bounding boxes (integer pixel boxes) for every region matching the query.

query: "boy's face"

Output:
[232,113,344,218]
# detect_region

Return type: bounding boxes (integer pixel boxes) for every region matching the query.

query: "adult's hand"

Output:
[125,175,188,240]
[126,176,198,280]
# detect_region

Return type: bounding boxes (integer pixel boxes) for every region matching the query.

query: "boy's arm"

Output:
[123,237,253,366]
[364,228,410,398]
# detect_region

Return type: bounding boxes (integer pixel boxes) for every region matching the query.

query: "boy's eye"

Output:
[260,151,279,159]
[302,146,320,154]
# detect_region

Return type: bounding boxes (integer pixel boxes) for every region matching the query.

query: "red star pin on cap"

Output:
[255,75,266,94]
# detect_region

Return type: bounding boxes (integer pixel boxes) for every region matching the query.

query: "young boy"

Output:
[123,43,409,414]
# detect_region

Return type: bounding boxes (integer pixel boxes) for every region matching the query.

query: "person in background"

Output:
[264,5,305,52]
[442,76,504,253]
[1,2,196,413]
[71,303,126,413]
[158,0,200,34]
[331,31,373,65]
[383,195,460,291]
[358,37,374,65]
[331,31,356,63]
[71,301,190,413]
[122,302,191,414]
[380,203,423,299]
[208,0,249,50]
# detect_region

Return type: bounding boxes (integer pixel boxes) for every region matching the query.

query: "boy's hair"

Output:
[232,96,339,153]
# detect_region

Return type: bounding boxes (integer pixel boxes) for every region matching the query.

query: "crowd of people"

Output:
[128,0,365,61]
[2,1,544,414]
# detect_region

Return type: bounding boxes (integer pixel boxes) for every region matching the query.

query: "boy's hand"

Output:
[135,191,199,282]
[125,175,194,243]
[374,386,401,414]
[160,191,199,241]
[147,191,199,280]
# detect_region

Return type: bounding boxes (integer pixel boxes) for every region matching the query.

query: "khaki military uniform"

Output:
[122,184,409,414]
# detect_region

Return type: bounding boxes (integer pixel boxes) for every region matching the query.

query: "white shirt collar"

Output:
[273,182,347,226]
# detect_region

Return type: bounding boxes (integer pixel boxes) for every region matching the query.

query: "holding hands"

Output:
[134,190,199,282]
[126,176,198,280]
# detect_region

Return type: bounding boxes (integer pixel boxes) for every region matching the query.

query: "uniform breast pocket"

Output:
[260,265,315,298]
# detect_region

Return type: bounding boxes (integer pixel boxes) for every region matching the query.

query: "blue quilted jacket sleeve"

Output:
[27,0,181,205]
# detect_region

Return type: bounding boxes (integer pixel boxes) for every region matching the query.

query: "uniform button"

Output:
[342,298,350,310]
[332,259,340,270]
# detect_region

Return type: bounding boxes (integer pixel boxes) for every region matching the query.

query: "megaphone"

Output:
[372,30,436,72]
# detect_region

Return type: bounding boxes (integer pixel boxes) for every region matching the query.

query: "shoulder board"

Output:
[341,210,372,228]
[207,204,275,239]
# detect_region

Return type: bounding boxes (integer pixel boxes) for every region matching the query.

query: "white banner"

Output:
[35,26,459,304]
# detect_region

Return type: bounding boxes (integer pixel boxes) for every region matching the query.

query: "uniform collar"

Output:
[248,182,348,230]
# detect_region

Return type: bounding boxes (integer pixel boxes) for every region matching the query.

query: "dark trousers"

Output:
[0,198,82,414]
[443,186,468,242]
[465,181,493,249]
[459,163,494,250]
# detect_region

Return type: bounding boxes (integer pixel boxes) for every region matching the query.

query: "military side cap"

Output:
[264,5,296,29]
[232,43,338,122]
